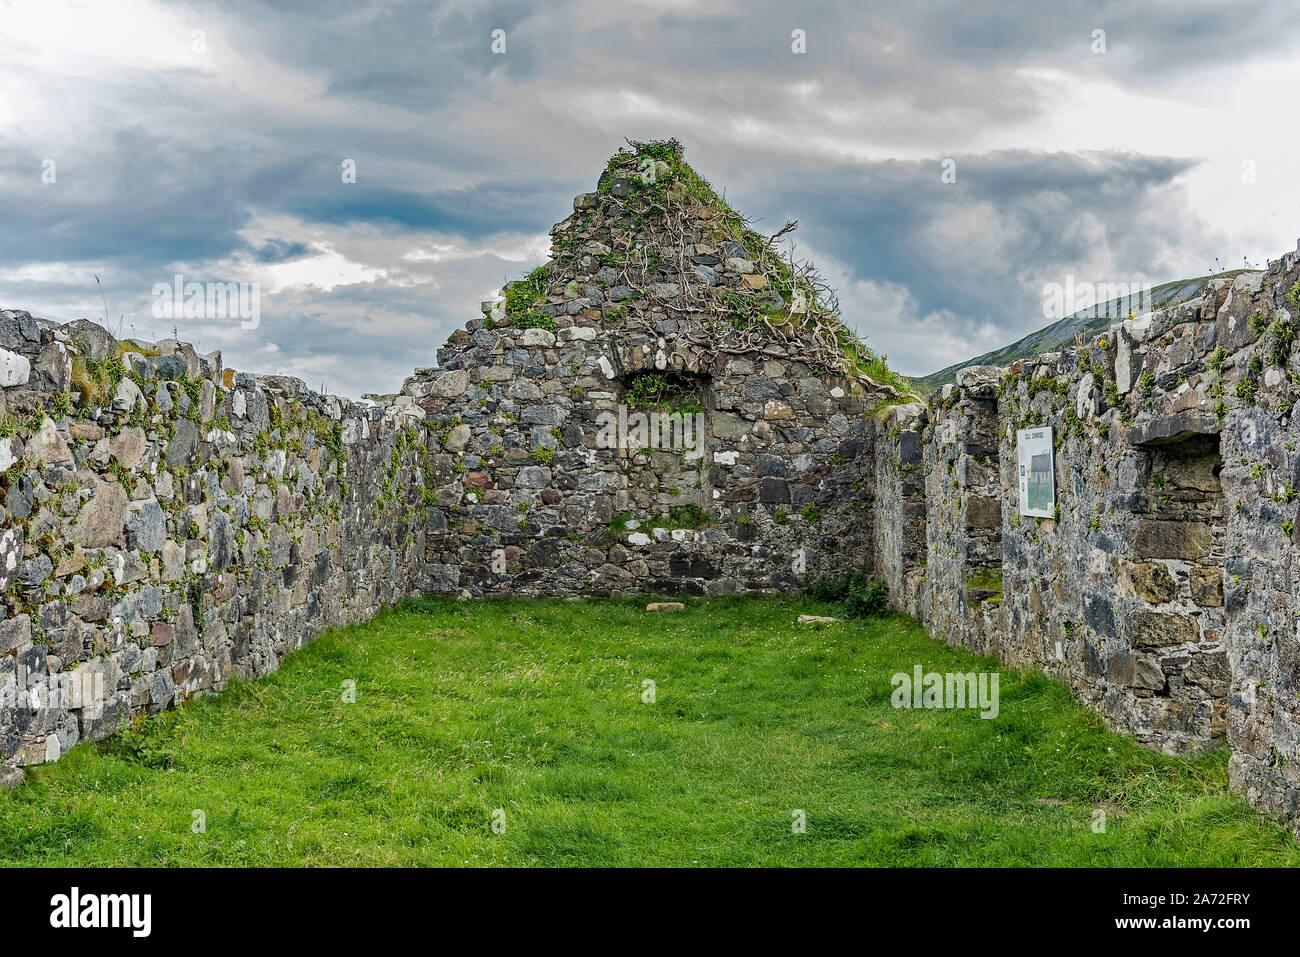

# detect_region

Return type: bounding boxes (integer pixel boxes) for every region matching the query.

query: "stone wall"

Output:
[0,311,427,784]
[871,403,928,618]
[399,149,891,600]
[873,247,1300,832]
[401,310,881,599]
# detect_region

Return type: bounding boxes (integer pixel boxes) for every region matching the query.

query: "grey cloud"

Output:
[251,240,315,263]
[741,150,1225,374]
[2,0,1293,395]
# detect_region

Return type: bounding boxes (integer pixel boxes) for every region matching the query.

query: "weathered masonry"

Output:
[2,141,1299,837]
[1,142,898,791]
[874,255,1300,827]
[401,142,897,600]
[0,317,428,784]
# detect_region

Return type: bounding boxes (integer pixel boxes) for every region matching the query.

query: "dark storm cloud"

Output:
[737,149,1225,373]
[0,131,250,268]
[194,0,545,109]
[282,180,571,239]
[773,150,1202,312]
[906,0,1298,78]
[251,239,314,263]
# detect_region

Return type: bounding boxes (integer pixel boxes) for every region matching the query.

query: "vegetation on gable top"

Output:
[488,138,918,402]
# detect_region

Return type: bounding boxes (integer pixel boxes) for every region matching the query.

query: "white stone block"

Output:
[521,328,556,348]
[0,348,30,387]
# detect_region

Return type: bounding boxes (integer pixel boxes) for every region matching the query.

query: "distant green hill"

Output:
[916,270,1257,392]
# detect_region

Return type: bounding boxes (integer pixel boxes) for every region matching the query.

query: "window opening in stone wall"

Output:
[609,370,712,535]
[1123,431,1226,747]
[963,394,1004,607]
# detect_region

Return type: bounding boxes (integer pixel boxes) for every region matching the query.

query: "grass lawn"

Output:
[2,594,1296,866]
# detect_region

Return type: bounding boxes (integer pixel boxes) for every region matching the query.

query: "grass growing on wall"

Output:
[2,596,1297,867]
[517,136,918,400]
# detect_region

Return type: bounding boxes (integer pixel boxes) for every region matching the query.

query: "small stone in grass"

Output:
[0,766,26,790]
[797,614,840,625]
[646,602,685,613]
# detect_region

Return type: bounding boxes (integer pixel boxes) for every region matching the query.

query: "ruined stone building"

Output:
[2,141,1298,834]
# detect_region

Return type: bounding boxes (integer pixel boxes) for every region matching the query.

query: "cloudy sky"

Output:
[2,0,1298,396]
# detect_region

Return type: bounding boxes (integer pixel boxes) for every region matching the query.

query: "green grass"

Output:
[2,596,1296,866]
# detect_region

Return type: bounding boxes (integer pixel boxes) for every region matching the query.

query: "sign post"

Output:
[1017,426,1055,518]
